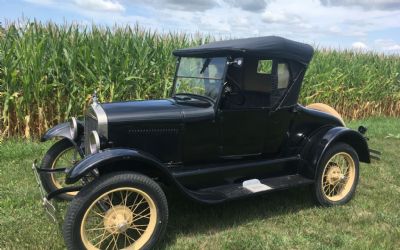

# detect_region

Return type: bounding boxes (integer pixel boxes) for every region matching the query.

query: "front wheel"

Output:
[63,172,168,250]
[314,143,359,206]
[40,138,81,201]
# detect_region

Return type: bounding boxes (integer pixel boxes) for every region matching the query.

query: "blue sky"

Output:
[1,0,400,53]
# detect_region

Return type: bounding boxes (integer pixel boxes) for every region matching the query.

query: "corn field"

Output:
[0,21,399,138]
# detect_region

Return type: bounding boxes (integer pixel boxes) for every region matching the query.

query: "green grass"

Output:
[0,118,399,249]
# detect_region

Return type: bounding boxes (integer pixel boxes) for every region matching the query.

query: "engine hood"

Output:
[98,98,215,163]
[101,99,183,124]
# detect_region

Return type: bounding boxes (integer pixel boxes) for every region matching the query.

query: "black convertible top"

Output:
[173,36,314,65]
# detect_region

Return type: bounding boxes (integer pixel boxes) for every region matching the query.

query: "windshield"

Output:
[173,57,227,101]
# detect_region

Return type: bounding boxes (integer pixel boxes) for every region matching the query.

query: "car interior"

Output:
[222,58,291,109]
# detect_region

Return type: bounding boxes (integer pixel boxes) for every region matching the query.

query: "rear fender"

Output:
[303,127,370,178]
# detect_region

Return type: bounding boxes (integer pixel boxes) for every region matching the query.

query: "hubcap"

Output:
[321,152,356,202]
[103,205,133,234]
[326,166,342,185]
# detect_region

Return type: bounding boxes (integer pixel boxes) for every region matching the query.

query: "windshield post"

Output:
[170,57,181,97]
[215,58,230,110]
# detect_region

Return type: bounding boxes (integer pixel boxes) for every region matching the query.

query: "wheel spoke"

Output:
[131,224,149,227]
[129,196,145,211]
[133,227,144,236]
[105,233,116,250]
[124,190,133,206]
[130,197,148,213]
[130,193,140,208]
[330,177,343,196]
[323,184,330,195]
[133,206,150,219]
[103,194,117,213]
[94,230,113,248]
[87,218,106,231]
[112,233,119,250]
[123,232,136,245]
[132,213,151,222]
[129,225,147,236]
[86,226,116,232]
[91,208,106,218]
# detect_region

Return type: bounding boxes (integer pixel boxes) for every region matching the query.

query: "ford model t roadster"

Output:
[32,36,379,249]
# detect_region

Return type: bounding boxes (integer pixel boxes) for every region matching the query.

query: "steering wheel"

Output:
[223,76,245,105]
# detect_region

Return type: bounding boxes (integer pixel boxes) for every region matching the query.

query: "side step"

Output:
[196,174,314,201]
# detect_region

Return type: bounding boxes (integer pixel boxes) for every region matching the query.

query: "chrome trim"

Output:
[89,130,100,154]
[91,102,108,139]
[69,117,78,140]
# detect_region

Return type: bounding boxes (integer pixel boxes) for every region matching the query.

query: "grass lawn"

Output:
[0,117,399,249]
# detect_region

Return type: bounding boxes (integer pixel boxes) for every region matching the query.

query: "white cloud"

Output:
[329,25,341,33]
[126,0,218,12]
[24,0,56,6]
[24,0,126,12]
[22,0,400,53]
[262,11,290,23]
[225,0,268,12]
[74,0,125,12]
[374,39,400,51]
[25,0,53,4]
[352,41,368,49]
[320,0,400,11]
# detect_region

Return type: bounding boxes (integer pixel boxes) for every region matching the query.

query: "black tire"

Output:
[314,142,359,206]
[40,138,80,201]
[63,172,168,250]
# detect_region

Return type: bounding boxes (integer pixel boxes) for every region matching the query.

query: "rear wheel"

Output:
[314,143,359,206]
[40,138,81,201]
[63,172,168,250]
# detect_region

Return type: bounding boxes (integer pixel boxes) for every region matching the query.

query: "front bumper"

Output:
[32,160,57,222]
[358,125,381,162]
[369,149,381,161]
[31,160,82,222]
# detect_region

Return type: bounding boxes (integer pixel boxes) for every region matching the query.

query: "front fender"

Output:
[41,121,84,142]
[65,148,174,184]
[308,127,370,178]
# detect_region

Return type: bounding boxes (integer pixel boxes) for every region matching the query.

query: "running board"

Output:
[193,174,314,202]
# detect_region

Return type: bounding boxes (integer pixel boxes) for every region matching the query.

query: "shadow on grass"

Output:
[157,185,316,248]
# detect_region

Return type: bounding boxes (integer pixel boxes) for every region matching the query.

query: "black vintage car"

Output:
[32,36,379,250]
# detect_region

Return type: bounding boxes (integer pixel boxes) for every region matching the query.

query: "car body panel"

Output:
[39,36,373,204]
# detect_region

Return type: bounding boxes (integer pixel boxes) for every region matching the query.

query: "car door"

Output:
[218,107,268,158]
[218,59,294,159]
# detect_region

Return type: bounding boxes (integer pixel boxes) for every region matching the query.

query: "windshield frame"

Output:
[171,56,228,104]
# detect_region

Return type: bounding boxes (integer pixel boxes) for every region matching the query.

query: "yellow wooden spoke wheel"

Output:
[80,187,157,249]
[321,152,356,202]
[315,142,359,206]
[63,172,168,250]
[51,147,79,196]
[40,139,81,200]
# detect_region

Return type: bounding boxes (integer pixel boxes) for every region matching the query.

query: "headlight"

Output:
[69,117,78,140]
[89,130,100,154]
